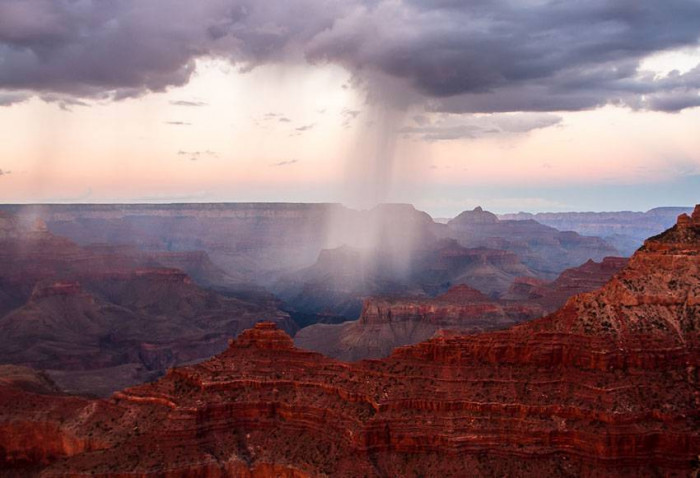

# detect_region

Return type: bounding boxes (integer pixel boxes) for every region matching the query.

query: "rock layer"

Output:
[294,285,543,361]
[448,206,620,277]
[1,208,699,477]
[500,206,693,256]
[295,257,626,361]
[0,213,294,396]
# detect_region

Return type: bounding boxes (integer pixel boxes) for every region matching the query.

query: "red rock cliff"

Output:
[1,209,700,477]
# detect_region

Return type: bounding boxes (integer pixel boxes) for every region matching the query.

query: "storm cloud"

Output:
[0,0,699,112]
[0,91,29,106]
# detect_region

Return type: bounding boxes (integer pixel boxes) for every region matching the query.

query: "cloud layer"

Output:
[401,113,562,141]
[1,0,699,112]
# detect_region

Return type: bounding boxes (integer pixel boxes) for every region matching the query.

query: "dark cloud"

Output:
[431,64,700,114]
[40,94,90,111]
[170,100,207,107]
[271,159,299,166]
[0,169,9,176]
[0,0,699,112]
[307,0,700,112]
[166,121,191,126]
[400,113,562,141]
[0,91,29,106]
[412,115,430,126]
[278,116,291,122]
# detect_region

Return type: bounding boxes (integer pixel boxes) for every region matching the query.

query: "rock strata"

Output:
[295,257,626,361]
[448,206,620,277]
[0,213,294,396]
[1,208,699,476]
[295,284,544,361]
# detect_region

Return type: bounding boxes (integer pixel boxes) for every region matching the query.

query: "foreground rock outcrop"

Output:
[1,207,699,476]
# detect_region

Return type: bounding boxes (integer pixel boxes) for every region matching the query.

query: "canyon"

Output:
[0,211,294,396]
[500,206,693,256]
[448,206,619,278]
[295,256,627,360]
[0,203,622,325]
[274,240,535,324]
[1,205,698,477]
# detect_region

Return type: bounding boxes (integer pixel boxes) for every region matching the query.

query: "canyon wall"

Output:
[1,207,698,477]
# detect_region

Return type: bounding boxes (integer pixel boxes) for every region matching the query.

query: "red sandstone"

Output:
[1,208,699,476]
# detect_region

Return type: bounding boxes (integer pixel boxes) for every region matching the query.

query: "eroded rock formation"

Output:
[1,204,622,327]
[294,284,543,361]
[448,206,620,277]
[1,208,698,476]
[295,257,626,361]
[274,240,535,324]
[0,213,294,396]
[500,206,693,256]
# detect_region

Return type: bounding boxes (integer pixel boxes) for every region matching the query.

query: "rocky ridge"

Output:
[294,284,543,361]
[0,212,294,396]
[295,257,626,361]
[447,206,620,277]
[1,207,698,476]
[500,206,693,256]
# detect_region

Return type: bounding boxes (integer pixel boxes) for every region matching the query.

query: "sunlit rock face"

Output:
[1,208,698,477]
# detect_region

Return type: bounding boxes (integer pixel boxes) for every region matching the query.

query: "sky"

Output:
[1,0,699,217]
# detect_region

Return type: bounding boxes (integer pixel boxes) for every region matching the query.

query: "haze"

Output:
[1,0,700,216]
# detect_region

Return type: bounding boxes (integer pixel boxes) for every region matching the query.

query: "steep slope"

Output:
[1,207,698,476]
[0,275,294,370]
[505,256,628,308]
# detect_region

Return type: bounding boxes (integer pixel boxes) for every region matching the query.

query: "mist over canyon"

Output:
[0,203,690,391]
[2,0,700,475]
[0,204,698,477]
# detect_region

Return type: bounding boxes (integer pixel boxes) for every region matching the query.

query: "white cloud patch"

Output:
[401,113,562,141]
